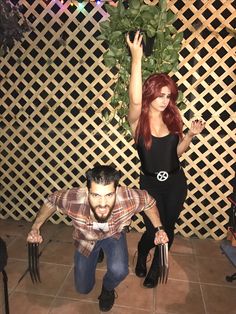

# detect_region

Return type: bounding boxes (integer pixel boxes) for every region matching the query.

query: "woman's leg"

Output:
[140,171,187,250]
[135,176,163,277]
[161,171,188,249]
[138,176,165,255]
[142,171,187,287]
[141,198,166,288]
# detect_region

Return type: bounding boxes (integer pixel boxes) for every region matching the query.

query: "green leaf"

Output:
[173,32,183,44]
[103,52,117,67]
[104,3,118,16]
[96,34,107,41]
[162,53,171,63]
[149,12,160,27]
[118,0,126,16]
[104,58,117,67]
[140,4,152,12]
[158,19,164,30]
[105,50,115,57]
[117,107,128,118]
[120,18,133,29]
[110,30,123,40]
[159,0,167,12]
[166,11,176,24]
[129,8,140,16]
[103,110,111,122]
[156,30,165,41]
[167,25,177,34]
[177,102,187,110]
[129,0,141,10]
[177,91,184,103]
[113,48,124,57]
[171,61,179,73]
[111,95,120,106]
[142,11,154,21]
[146,27,156,38]
[159,12,167,25]
[99,20,111,31]
[146,57,156,67]
[160,63,173,73]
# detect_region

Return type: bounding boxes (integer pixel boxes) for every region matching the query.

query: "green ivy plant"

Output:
[98,0,186,135]
[0,0,31,57]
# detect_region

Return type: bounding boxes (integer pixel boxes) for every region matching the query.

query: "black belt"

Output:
[141,167,181,181]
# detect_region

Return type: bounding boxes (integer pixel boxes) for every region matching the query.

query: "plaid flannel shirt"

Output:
[44,186,156,256]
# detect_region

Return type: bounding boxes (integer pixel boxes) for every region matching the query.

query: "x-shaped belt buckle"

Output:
[157,243,169,284]
[156,171,169,182]
[28,243,41,283]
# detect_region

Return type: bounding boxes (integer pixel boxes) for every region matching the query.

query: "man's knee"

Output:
[74,273,95,294]
[75,283,94,294]
[111,264,129,281]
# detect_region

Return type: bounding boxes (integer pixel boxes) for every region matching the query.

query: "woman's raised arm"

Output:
[126,31,143,134]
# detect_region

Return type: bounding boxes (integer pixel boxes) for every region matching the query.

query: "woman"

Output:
[126,31,205,288]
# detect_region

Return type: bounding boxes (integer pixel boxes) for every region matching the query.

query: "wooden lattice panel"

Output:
[168,0,236,239]
[0,0,235,239]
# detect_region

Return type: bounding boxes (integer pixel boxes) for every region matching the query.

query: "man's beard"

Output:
[91,205,114,223]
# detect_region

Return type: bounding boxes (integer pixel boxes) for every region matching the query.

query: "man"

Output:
[27,165,168,312]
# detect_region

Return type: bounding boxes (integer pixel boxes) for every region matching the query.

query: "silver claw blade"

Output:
[28,243,41,283]
[158,243,169,284]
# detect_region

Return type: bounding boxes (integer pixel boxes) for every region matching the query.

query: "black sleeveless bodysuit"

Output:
[136,133,187,253]
[137,133,180,174]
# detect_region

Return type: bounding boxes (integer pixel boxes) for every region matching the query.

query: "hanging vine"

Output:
[0,0,31,57]
[98,0,185,135]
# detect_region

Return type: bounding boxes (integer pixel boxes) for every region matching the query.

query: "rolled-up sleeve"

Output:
[129,188,156,214]
[142,191,156,212]
[44,190,69,214]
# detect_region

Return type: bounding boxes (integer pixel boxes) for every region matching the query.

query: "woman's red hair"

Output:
[135,73,183,149]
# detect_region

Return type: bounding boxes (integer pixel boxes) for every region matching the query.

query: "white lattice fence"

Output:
[0,0,235,239]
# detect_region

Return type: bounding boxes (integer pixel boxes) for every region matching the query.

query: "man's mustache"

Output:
[96,206,109,210]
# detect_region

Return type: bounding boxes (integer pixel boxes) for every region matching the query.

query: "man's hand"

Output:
[154,230,169,245]
[26,203,56,244]
[27,228,43,243]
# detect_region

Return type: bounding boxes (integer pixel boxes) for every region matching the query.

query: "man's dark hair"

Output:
[86,165,120,189]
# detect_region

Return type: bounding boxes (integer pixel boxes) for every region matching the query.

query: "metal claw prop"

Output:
[28,243,41,283]
[158,243,169,284]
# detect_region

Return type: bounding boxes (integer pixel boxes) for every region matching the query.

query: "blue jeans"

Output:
[74,232,129,294]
